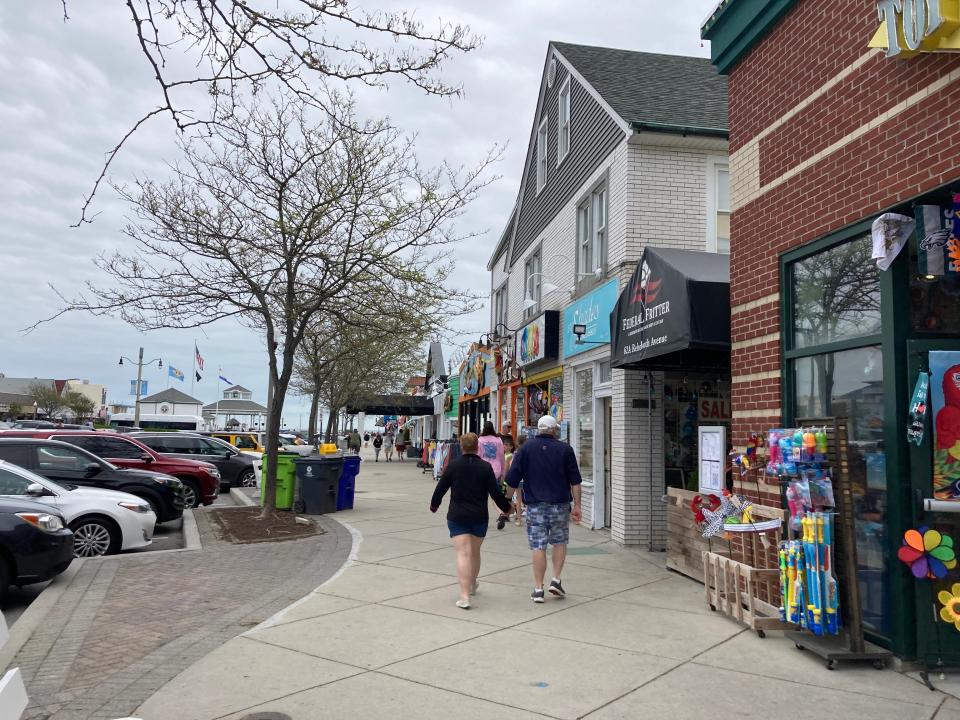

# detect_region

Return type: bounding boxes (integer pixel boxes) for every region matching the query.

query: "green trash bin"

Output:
[260,451,299,510]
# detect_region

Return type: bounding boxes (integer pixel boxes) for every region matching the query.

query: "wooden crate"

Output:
[666,487,729,582]
[702,551,791,637]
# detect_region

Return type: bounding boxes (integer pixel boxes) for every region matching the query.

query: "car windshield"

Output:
[0,461,71,493]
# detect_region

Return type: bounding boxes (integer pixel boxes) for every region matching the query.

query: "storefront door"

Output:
[908,339,960,669]
[603,397,612,529]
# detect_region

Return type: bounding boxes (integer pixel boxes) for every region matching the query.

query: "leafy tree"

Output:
[65,391,96,423]
[7,404,22,419]
[59,1,480,223]
[42,93,488,512]
[27,381,64,419]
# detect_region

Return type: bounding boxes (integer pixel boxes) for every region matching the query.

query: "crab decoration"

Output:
[898,527,957,579]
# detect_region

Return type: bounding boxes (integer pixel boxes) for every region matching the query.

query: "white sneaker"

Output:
[456,599,471,609]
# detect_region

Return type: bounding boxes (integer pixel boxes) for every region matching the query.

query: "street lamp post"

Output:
[32,402,37,420]
[119,347,162,427]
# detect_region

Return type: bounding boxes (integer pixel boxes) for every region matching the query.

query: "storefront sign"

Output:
[460,344,496,397]
[515,311,560,368]
[610,247,730,369]
[873,1,960,58]
[698,397,731,421]
[562,280,619,359]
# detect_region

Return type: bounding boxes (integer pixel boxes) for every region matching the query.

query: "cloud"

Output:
[0,0,716,426]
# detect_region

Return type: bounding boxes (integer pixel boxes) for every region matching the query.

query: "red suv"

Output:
[0,431,219,508]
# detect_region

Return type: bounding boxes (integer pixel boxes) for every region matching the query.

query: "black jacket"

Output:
[430,453,513,525]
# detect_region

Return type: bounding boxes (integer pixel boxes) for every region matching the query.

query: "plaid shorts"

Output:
[525,503,570,550]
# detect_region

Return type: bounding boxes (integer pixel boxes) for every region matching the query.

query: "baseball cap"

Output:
[537,415,558,431]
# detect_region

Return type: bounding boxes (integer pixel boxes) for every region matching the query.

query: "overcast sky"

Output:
[0,1,717,427]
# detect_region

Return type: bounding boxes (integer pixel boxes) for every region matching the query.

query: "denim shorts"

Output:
[525,503,570,550]
[447,519,488,538]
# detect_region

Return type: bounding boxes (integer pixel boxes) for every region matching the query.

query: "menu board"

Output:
[698,426,726,496]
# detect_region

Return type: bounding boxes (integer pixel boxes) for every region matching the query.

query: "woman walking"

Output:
[373,433,383,462]
[430,433,513,609]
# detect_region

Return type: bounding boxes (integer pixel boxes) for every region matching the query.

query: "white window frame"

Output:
[557,76,571,165]
[524,249,542,319]
[575,181,608,291]
[492,282,509,332]
[706,157,730,254]
[536,117,548,193]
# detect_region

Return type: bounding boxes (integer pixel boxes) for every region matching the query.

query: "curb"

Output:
[182,509,201,550]
[0,559,85,672]
[229,487,257,507]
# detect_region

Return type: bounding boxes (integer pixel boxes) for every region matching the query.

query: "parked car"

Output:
[9,421,55,429]
[0,439,185,523]
[0,431,219,508]
[0,460,155,557]
[0,495,73,598]
[203,431,265,454]
[131,433,259,490]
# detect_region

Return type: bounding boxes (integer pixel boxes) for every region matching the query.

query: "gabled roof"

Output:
[425,342,446,383]
[223,385,251,394]
[203,399,268,413]
[140,388,204,405]
[0,378,56,396]
[551,42,728,134]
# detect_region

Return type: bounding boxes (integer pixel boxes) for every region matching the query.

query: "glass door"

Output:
[603,397,612,528]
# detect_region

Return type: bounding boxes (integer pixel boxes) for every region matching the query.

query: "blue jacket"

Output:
[505,434,582,504]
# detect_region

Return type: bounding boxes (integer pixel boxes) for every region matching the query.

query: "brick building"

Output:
[704,0,960,661]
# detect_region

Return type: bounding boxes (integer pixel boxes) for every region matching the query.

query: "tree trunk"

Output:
[307,390,320,442]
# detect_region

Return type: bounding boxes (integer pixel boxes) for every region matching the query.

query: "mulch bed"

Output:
[206,507,325,544]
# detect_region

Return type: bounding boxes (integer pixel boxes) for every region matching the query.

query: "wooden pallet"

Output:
[702,551,792,637]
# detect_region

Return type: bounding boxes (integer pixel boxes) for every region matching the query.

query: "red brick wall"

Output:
[727,0,960,484]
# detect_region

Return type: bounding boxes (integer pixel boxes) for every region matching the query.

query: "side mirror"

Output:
[83,462,102,478]
[25,483,46,497]
[140,453,154,463]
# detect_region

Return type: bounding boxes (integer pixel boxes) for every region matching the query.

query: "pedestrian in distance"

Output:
[373,433,383,462]
[505,415,582,603]
[502,434,522,527]
[384,430,395,462]
[430,432,514,609]
[477,421,505,482]
[396,427,407,462]
[364,431,370,448]
[348,428,362,454]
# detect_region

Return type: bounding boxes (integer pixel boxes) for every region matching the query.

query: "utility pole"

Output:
[119,347,162,427]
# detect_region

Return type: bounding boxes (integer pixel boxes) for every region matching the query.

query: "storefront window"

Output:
[792,234,881,349]
[910,275,960,335]
[787,230,888,639]
[500,386,512,431]
[526,376,564,429]
[793,345,887,635]
[576,369,593,479]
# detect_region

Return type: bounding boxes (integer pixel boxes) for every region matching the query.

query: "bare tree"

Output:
[40,93,490,512]
[61,1,480,223]
[27,382,64,419]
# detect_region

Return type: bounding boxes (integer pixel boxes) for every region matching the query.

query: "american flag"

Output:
[195,344,205,371]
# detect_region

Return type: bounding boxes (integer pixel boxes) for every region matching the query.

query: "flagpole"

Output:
[216,368,221,431]
[191,340,196,395]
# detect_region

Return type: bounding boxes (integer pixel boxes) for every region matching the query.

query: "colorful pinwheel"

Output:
[898,528,957,579]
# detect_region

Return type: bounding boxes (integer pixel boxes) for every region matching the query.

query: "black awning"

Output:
[610,247,730,371]
[346,394,435,416]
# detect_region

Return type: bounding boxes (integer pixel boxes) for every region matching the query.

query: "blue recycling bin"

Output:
[337,456,361,511]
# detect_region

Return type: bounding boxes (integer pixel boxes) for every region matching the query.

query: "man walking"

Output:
[348,428,362,454]
[505,415,582,603]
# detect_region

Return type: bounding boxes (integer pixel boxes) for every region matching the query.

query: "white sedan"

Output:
[0,459,155,557]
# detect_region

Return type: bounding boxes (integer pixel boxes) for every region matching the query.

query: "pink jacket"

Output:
[476,435,505,480]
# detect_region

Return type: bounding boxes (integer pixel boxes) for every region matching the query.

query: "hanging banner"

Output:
[931,351,960,500]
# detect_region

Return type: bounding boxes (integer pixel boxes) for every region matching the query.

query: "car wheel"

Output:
[181,480,201,509]
[69,516,120,557]
[239,469,257,488]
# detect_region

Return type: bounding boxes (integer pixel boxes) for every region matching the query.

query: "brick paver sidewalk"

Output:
[12,510,351,720]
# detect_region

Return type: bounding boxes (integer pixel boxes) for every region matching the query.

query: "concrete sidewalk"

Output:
[139,450,956,720]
